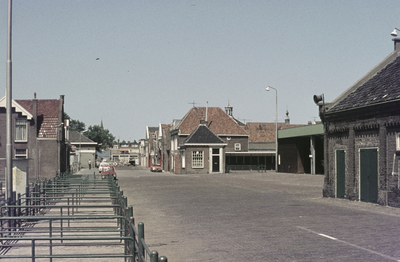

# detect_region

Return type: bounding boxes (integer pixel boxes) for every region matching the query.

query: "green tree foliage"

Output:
[85,125,115,152]
[64,113,86,132]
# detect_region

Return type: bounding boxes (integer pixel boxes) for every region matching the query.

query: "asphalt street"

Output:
[116,166,400,262]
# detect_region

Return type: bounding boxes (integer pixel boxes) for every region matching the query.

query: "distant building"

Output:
[68,131,97,170]
[109,140,139,166]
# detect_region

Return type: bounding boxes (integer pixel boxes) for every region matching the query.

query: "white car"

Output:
[99,162,110,173]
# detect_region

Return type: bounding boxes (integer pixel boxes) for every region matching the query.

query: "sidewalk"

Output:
[1,170,128,261]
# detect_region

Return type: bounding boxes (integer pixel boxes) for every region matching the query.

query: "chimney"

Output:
[33,94,38,136]
[34,92,36,99]
[393,38,400,51]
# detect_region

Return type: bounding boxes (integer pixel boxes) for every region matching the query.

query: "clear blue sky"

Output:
[0,0,398,142]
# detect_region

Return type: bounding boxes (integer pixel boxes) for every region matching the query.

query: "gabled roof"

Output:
[160,124,171,137]
[176,107,248,136]
[0,95,33,119]
[181,124,226,145]
[146,126,158,139]
[245,122,305,142]
[16,99,61,138]
[69,131,96,144]
[0,95,61,138]
[328,45,400,113]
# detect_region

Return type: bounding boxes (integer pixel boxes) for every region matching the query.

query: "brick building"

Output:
[318,38,400,206]
[0,94,67,183]
[169,106,248,174]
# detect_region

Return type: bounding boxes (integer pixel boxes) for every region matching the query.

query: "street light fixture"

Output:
[391,28,400,37]
[266,86,278,172]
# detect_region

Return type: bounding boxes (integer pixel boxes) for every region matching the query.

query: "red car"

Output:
[150,164,162,172]
[101,165,117,180]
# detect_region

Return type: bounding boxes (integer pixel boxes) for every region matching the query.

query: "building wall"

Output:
[221,136,248,152]
[37,139,58,180]
[324,107,400,207]
[181,146,210,174]
[0,108,38,183]
[279,137,302,173]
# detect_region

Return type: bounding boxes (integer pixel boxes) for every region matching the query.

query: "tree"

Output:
[64,113,85,132]
[85,125,115,152]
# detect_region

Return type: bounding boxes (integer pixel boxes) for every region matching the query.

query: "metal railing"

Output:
[0,171,168,261]
[226,164,267,173]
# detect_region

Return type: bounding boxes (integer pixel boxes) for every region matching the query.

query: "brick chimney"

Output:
[393,38,400,51]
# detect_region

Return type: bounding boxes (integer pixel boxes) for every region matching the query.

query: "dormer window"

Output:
[235,143,241,151]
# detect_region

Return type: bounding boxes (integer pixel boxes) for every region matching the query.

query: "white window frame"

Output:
[235,143,241,151]
[396,132,400,151]
[15,149,28,159]
[182,150,186,168]
[192,151,204,168]
[15,119,28,142]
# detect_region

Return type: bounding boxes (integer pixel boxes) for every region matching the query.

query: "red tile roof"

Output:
[15,99,61,138]
[245,122,305,142]
[176,107,248,136]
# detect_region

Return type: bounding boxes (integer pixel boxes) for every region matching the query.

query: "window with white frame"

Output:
[15,149,27,159]
[192,151,204,168]
[397,132,400,151]
[235,143,241,151]
[182,150,186,168]
[15,119,27,141]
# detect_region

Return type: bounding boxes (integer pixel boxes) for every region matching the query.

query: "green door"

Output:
[360,148,378,203]
[336,150,345,198]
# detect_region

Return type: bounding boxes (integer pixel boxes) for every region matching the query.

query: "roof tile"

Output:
[329,55,400,112]
[177,107,248,135]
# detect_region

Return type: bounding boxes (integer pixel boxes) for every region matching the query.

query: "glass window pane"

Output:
[15,119,27,141]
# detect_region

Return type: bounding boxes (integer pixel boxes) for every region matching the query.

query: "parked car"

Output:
[101,165,117,180]
[99,162,110,173]
[150,164,162,172]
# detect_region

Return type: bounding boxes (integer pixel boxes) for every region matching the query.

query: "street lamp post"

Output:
[266,86,278,172]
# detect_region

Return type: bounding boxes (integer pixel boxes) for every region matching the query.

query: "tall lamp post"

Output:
[5,0,13,201]
[266,86,278,172]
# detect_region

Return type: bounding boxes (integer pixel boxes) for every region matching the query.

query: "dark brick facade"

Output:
[0,96,66,184]
[323,102,400,206]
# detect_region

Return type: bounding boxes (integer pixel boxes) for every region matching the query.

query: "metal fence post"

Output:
[159,256,168,262]
[26,185,30,216]
[49,218,53,262]
[138,222,145,259]
[129,216,135,261]
[17,193,21,227]
[150,250,158,262]
[32,239,35,262]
